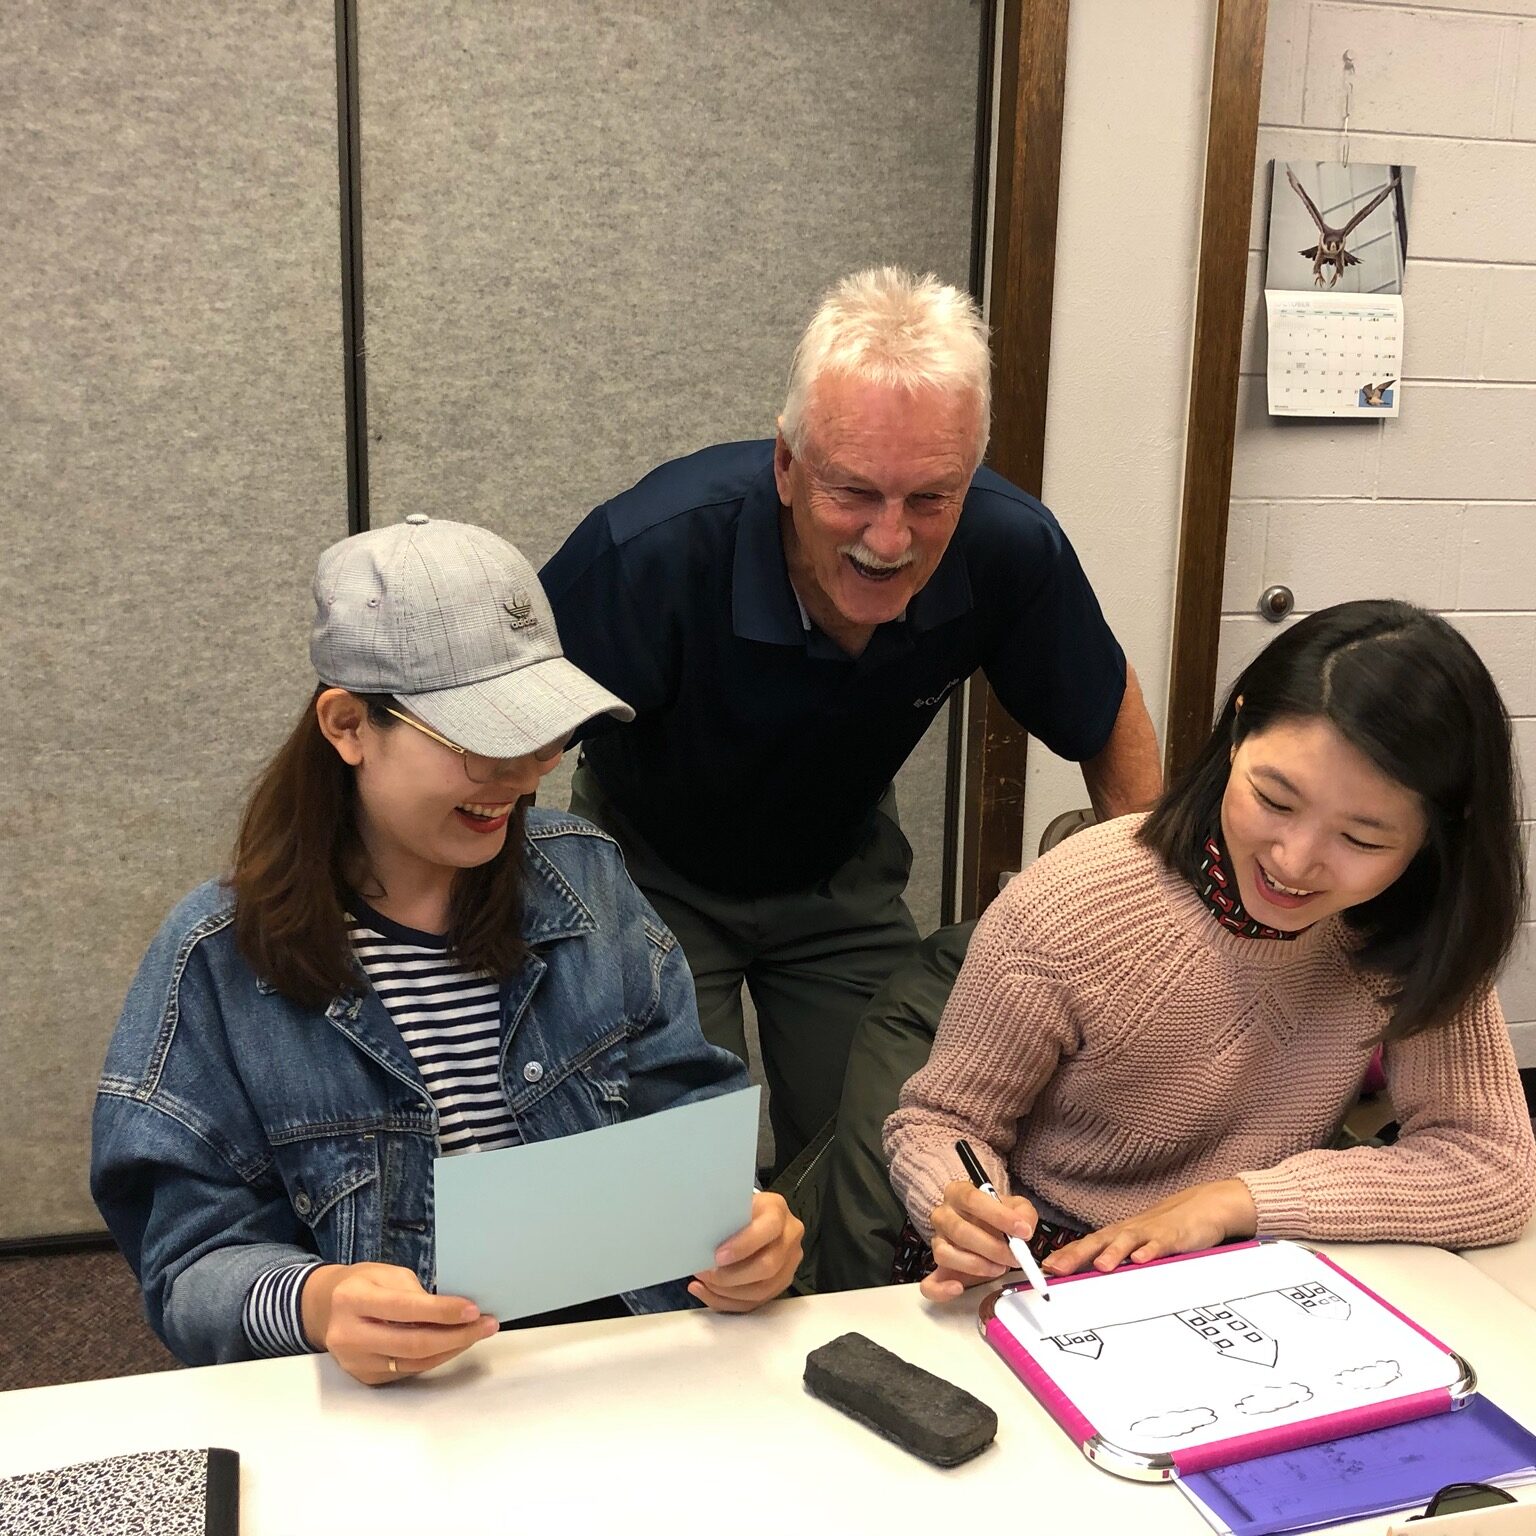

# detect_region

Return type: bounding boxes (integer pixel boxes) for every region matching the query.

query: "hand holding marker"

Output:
[955,1139,1051,1303]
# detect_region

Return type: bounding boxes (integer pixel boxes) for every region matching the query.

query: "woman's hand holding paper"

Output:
[301,1261,499,1386]
[921,1179,1040,1302]
[688,1191,804,1313]
[1043,1179,1258,1277]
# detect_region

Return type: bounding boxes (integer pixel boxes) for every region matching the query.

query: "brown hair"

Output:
[230,689,528,1008]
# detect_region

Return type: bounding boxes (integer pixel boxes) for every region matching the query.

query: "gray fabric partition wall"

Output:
[0,2,982,1243]
[357,0,984,939]
[0,9,346,1239]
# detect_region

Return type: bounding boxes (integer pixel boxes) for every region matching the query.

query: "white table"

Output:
[1462,1219,1536,1310]
[3,1244,1535,1534]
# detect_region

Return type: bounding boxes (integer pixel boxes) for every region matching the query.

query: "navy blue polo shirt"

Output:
[540,440,1126,896]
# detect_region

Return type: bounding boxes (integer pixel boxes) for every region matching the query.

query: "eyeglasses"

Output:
[382,707,553,784]
[1408,1482,1518,1520]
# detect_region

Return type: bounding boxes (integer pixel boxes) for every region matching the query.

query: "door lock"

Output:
[1259,585,1294,622]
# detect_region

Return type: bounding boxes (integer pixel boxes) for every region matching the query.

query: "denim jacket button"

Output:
[522,1061,544,1083]
[293,1190,312,1216]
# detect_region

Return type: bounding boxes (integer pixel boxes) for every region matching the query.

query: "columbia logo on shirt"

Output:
[913,678,963,709]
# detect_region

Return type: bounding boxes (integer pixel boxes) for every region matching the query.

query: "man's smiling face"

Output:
[774,374,980,647]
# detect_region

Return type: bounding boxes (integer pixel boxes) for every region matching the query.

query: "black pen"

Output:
[955,1139,1051,1301]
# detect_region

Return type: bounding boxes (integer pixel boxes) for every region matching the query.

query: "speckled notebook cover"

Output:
[0,1447,237,1536]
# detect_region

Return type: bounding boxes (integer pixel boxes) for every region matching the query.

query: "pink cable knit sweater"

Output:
[885,814,1535,1249]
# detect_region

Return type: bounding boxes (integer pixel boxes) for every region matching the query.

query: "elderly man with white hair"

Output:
[541,267,1161,1275]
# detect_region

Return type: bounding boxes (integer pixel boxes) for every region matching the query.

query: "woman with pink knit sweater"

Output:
[885,600,1535,1302]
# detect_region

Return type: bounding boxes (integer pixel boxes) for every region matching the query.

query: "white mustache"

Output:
[839,541,914,571]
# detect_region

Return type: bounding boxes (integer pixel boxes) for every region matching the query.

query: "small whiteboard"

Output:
[980,1240,1473,1481]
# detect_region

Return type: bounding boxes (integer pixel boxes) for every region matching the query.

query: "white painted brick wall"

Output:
[1247,131,1536,264]
[1334,0,1536,13]
[1222,0,1536,1065]
[1243,253,1536,382]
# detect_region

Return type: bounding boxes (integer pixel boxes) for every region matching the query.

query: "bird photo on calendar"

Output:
[1266,161,1412,296]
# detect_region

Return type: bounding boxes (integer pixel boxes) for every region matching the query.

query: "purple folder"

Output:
[1181,1396,1536,1536]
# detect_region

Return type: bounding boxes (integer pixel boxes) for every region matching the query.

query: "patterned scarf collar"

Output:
[1195,828,1299,942]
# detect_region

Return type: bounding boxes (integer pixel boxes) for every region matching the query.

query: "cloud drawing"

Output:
[1236,1382,1314,1416]
[1129,1406,1219,1439]
[1336,1360,1402,1391]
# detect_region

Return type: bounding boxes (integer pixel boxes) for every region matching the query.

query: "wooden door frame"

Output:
[947,0,1071,922]
[949,0,1270,915]
[1164,0,1270,781]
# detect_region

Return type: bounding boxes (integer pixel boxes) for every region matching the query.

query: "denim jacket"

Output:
[91,810,749,1366]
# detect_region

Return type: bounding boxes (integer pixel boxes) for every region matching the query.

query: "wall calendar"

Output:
[1264,160,1414,420]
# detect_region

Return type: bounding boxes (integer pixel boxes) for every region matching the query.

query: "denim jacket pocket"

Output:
[574,1035,631,1123]
[273,1134,380,1267]
[510,1014,634,1134]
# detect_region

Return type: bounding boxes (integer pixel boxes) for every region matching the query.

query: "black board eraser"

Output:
[804,1331,998,1467]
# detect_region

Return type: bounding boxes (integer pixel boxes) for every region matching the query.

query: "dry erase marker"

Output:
[954,1139,1051,1302]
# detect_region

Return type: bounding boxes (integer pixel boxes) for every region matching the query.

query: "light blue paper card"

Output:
[433,1086,760,1321]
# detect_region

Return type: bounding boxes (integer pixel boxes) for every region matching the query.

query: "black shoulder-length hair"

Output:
[1140,600,1524,1041]
[229,689,528,1009]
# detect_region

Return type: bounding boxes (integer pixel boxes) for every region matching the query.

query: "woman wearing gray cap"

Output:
[91,515,802,1382]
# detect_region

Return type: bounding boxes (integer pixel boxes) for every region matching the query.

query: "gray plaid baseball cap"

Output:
[310,514,633,756]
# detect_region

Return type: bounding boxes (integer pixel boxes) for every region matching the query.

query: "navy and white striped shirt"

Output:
[242,899,518,1357]
[347,901,520,1155]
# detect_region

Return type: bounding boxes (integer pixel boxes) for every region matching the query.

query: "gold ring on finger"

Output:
[386,1356,399,1375]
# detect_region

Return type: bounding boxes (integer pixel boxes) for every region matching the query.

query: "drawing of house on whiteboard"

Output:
[1045,1282,1352,1369]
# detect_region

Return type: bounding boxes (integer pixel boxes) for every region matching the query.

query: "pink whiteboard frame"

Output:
[977,1240,1473,1480]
